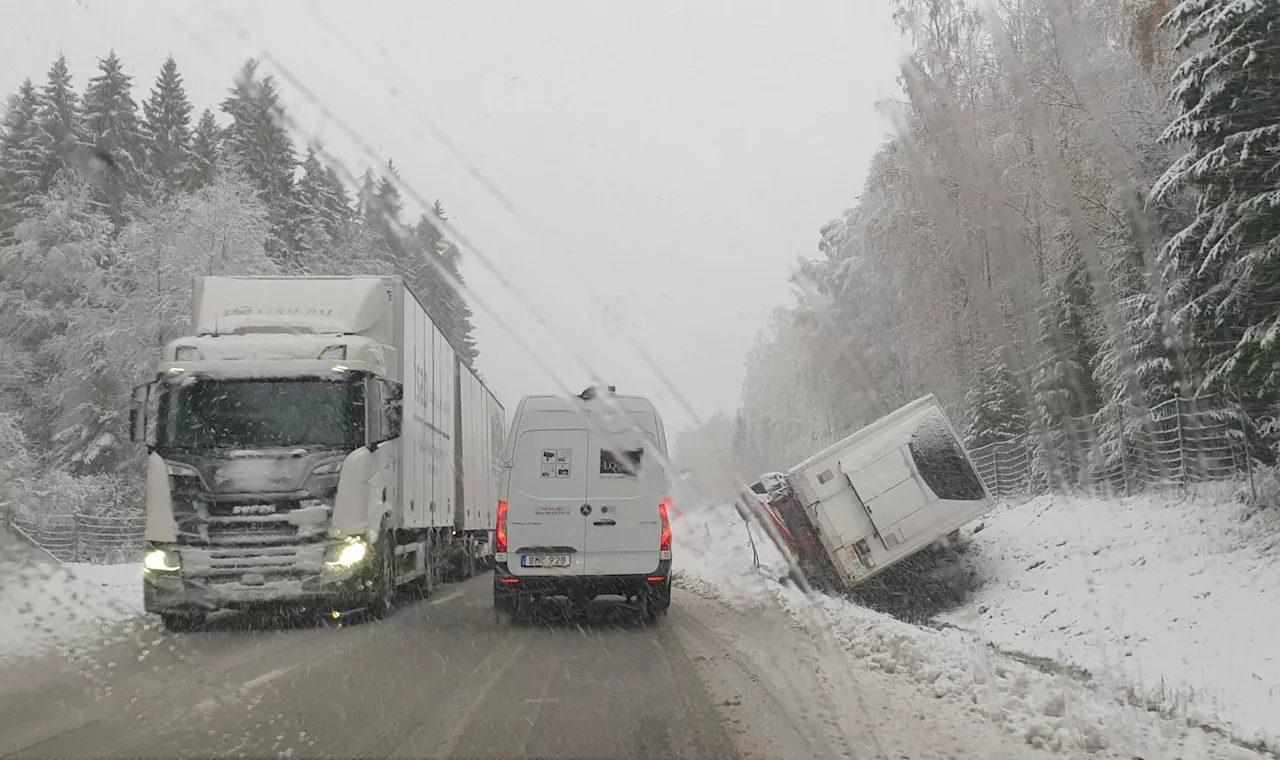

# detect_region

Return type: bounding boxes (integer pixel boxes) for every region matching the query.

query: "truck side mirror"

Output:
[129,382,151,444]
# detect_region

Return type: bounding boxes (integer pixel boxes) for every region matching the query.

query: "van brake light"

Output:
[496,501,508,553]
[658,498,673,551]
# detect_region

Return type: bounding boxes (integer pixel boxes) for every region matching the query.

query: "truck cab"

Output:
[131,277,420,631]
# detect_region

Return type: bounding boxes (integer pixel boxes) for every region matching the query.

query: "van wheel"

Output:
[644,580,671,621]
[494,593,519,625]
[367,531,396,620]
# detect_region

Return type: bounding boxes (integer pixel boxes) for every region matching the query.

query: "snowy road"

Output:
[0,576,745,759]
[0,570,1103,760]
[3,506,1275,760]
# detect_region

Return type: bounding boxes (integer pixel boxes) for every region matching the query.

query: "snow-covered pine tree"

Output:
[0,80,45,236]
[141,56,194,197]
[1154,0,1280,401]
[294,148,334,264]
[219,59,301,263]
[36,54,85,193]
[963,346,1028,448]
[413,202,479,367]
[295,146,353,248]
[81,50,149,225]
[0,171,115,460]
[1091,234,1180,484]
[188,108,221,190]
[1030,253,1106,489]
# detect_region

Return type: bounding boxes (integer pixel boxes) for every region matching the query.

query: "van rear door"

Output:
[584,424,663,576]
[506,429,588,576]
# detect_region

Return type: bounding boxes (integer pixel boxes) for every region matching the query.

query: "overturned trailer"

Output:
[751,395,994,594]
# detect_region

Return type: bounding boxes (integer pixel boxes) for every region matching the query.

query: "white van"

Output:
[493,386,674,621]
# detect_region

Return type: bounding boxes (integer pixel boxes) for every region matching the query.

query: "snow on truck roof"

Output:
[192,275,396,338]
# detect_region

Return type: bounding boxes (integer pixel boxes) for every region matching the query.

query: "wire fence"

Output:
[4,506,146,564]
[967,396,1250,503]
[0,398,1258,563]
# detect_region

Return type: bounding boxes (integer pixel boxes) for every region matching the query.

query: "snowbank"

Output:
[0,550,144,664]
[939,486,1280,749]
[672,501,1270,758]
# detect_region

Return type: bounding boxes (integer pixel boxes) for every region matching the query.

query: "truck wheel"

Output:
[159,612,205,633]
[367,531,396,620]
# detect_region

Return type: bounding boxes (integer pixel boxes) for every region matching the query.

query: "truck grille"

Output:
[179,543,328,581]
[173,495,331,548]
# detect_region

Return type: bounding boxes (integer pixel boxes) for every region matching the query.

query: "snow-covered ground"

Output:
[0,539,143,664]
[672,499,1274,758]
[938,485,1280,751]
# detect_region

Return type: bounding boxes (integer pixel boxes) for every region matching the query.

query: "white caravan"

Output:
[762,395,994,591]
[493,386,673,620]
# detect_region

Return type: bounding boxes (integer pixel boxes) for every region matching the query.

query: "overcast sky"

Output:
[1,0,906,434]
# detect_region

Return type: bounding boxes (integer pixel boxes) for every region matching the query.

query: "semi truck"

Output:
[748,395,994,595]
[128,275,505,632]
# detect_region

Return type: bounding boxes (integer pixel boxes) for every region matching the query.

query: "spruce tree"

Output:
[1154,0,1280,399]
[142,55,194,197]
[0,80,45,235]
[220,59,300,263]
[964,347,1028,448]
[294,148,328,262]
[413,204,479,367]
[36,54,84,191]
[81,50,148,224]
[188,109,221,190]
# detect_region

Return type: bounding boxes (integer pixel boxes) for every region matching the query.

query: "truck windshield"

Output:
[156,377,365,452]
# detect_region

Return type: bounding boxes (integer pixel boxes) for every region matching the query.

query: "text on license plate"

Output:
[521,554,570,568]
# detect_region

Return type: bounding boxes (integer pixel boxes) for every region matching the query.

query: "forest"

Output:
[718,0,1279,490]
[0,52,479,517]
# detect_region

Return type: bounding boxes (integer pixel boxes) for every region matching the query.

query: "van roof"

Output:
[519,393,657,415]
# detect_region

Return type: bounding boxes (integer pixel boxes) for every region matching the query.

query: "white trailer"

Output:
[129,275,504,631]
[760,395,994,592]
[446,363,506,578]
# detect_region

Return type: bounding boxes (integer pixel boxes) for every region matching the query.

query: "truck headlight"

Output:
[326,538,369,568]
[144,548,181,572]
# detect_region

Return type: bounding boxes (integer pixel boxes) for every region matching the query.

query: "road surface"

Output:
[0,564,1122,760]
[0,573,841,760]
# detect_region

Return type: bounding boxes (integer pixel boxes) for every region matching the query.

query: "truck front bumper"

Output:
[141,541,376,614]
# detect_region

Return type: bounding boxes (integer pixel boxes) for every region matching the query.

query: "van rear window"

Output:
[600,447,643,476]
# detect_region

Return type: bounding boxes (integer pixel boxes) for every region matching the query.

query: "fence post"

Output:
[1175,398,1188,488]
[1116,406,1131,498]
[992,441,1002,500]
[1235,385,1257,503]
[1024,434,1033,495]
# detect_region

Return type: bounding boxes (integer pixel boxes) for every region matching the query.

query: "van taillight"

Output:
[496,501,508,553]
[658,498,673,551]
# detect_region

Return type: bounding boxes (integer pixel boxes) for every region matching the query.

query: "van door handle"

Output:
[592,519,616,526]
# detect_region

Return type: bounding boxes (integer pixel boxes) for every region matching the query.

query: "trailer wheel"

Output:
[367,530,396,620]
[411,537,436,598]
[159,612,205,633]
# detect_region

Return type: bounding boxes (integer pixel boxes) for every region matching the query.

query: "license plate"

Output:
[521,554,570,568]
